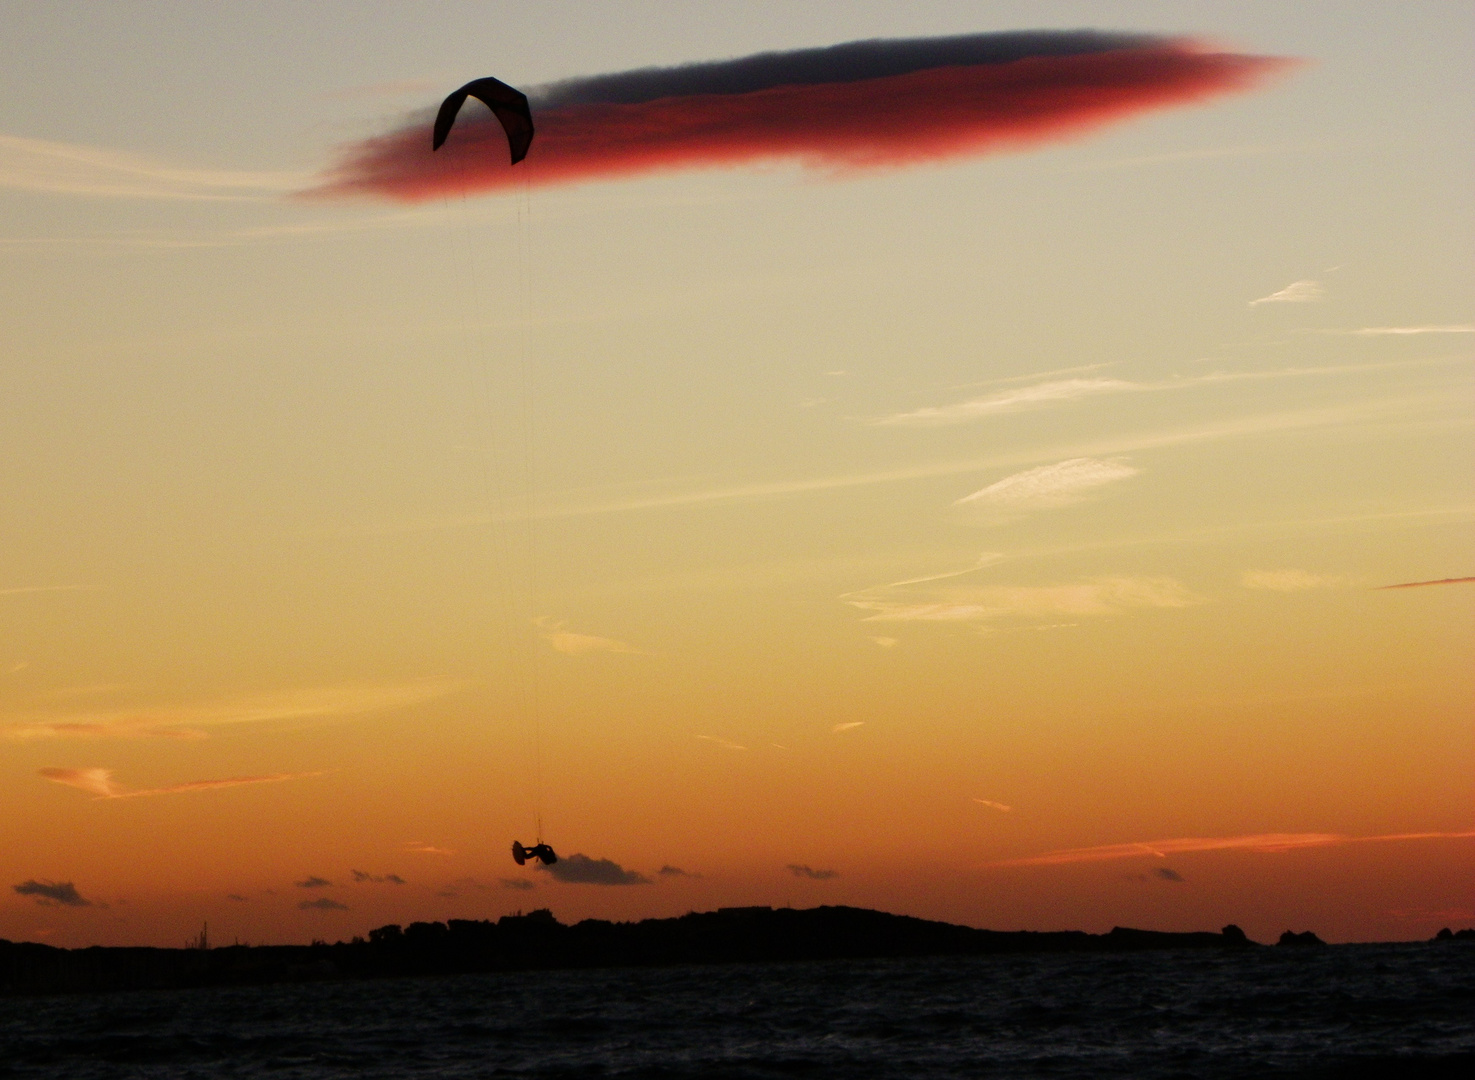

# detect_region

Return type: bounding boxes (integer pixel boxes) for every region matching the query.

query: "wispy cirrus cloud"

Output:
[877,379,1131,427]
[4,679,465,740]
[956,458,1139,515]
[832,721,865,733]
[536,618,645,656]
[1324,325,1475,336]
[36,768,119,798]
[0,584,90,597]
[1241,569,1347,592]
[356,388,1452,531]
[0,133,303,201]
[873,359,1443,430]
[1250,279,1324,305]
[847,572,1200,626]
[993,828,1475,867]
[695,734,747,751]
[974,799,1013,812]
[38,767,323,800]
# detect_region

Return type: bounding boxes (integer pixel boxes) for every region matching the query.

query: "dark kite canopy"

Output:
[432,76,534,163]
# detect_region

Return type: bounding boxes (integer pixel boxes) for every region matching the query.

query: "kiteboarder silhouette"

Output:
[512,841,558,866]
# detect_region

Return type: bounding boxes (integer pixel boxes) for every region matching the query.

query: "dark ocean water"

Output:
[2,944,1471,1079]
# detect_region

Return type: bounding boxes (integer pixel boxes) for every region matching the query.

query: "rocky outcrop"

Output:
[1277,930,1326,947]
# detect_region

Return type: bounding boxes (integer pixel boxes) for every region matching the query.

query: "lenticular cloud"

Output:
[311,31,1296,201]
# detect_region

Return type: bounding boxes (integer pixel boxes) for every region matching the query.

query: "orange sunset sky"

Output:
[2,1,1471,947]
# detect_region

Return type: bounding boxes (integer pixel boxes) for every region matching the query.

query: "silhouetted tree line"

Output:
[2,905,1467,997]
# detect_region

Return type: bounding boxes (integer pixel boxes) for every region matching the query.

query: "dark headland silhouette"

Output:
[2,906,1470,997]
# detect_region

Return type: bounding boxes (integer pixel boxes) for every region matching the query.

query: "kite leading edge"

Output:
[432,76,535,163]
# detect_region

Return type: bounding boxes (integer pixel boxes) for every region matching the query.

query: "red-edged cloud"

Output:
[1377,577,1475,590]
[310,34,1297,202]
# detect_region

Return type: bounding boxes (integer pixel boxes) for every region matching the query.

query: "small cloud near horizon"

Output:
[13,879,91,907]
[1155,867,1186,882]
[38,767,119,797]
[499,878,536,891]
[350,870,406,885]
[1250,279,1324,305]
[973,799,1013,812]
[536,618,645,656]
[787,864,838,880]
[294,876,333,889]
[299,897,348,911]
[658,865,701,879]
[226,893,249,902]
[404,842,455,855]
[540,853,650,885]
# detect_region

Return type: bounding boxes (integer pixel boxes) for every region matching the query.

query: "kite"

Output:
[432,76,534,162]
